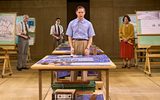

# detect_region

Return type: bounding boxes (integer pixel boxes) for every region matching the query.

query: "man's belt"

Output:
[19,34,30,40]
[54,34,60,37]
[72,38,88,41]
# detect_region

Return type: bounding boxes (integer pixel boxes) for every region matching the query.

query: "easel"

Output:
[27,46,32,62]
[135,11,160,76]
[0,45,15,78]
[137,34,160,76]
[144,46,160,76]
[134,44,146,66]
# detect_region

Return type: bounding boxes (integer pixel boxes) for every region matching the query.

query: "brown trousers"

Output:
[72,40,88,55]
[71,40,88,81]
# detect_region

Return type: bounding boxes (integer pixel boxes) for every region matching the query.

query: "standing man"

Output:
[50,18,64,49]
[16,15,30,71]
[50,18,67,79]
[66,6,95,81]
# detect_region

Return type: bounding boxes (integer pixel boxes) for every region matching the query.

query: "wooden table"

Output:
[52,43,104,55]
[52,43,105,79]
[31,55,116,100]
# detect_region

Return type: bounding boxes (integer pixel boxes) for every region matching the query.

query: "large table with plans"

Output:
[52,43,104,55]
[31,54,116,100]
[52,43,105,78]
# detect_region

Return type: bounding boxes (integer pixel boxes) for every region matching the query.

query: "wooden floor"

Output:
[0,60,160,100]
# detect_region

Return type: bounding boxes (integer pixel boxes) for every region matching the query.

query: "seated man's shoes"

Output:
[22,67,29,70]
[17,67,22,71]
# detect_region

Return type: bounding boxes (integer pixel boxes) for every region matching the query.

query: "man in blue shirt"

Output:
[66,5,95,81]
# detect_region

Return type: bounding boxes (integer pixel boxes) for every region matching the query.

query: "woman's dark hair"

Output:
[122,15,131,22]
[56,18,60,20]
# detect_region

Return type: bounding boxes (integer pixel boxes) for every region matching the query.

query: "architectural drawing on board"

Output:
[0,13,16,44]
[137,11,159,20]
[136,11,160,34]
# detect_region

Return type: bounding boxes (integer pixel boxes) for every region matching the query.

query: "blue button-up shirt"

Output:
[66,18,95,40]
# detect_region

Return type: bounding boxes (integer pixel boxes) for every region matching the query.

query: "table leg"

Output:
[106,70,109,100]
[101,70,109,100]
[51,71,53,85]
[39,70,42,100]
[82,70,87,81]
[97,71,102,81]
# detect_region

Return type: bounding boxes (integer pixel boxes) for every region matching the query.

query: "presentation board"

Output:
[0,13,16,45]
[136,11,160,48]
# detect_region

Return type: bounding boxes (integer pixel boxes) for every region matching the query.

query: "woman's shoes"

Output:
[127,65,130,69]
[122,64,131,68]
[122,64,127,68]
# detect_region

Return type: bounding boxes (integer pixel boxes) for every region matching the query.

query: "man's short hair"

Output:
[122,15,131,22]
[76,5,85,12]
[56,18,60,20]
[23,15,29,19]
